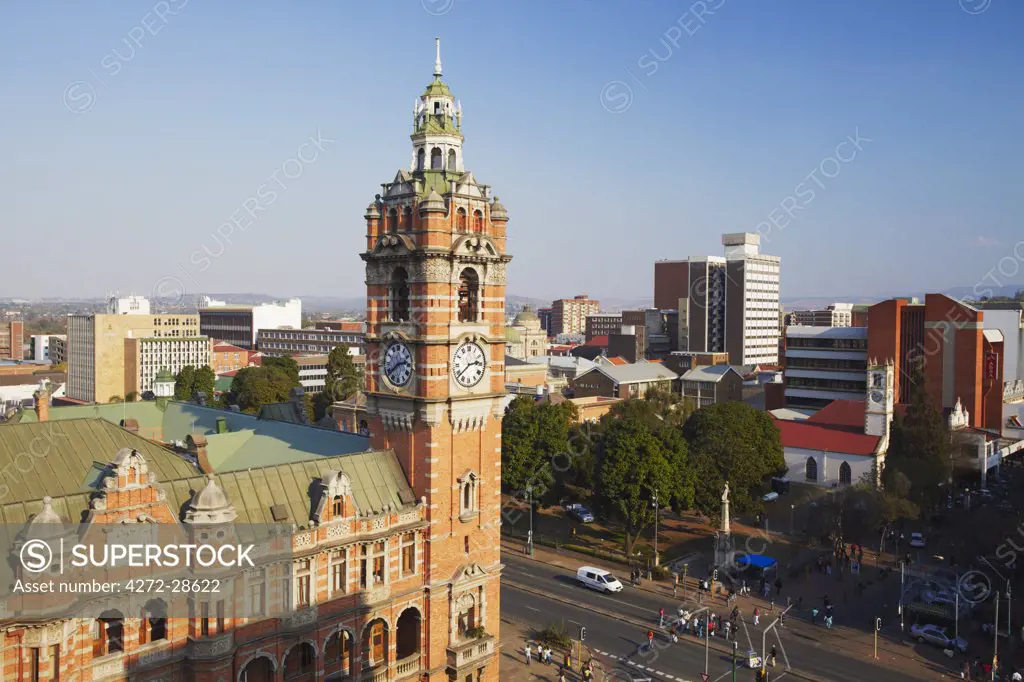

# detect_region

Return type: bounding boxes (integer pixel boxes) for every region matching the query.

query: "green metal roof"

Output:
[0,418,202,524]
[0,419,416,530]
[421,77,452,98]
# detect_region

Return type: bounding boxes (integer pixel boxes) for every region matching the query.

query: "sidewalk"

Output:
[503,538,965,680]
[499,620,590,682]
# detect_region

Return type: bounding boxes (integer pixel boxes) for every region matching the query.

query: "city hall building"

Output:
[0,38,504,682]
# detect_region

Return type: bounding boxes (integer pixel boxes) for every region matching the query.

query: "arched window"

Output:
[332,495,344,518]
[416,148,425,171]
[430,147,442,170]
[402,206,412,230]
[139,599,167,644]
[457,268,479,322]
[459,472,478,517]
[447,149,457,170]
[839,461,852,486]
[95,611,124,657]
[456,207,468,232]
[284,642,316,679]
[805,457,818,482]
[455,593,477,639]
[390,268,410,322]
[387,208,398,234]
[472,209,484,233]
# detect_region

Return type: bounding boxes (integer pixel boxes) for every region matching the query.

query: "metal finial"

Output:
[434,36,443,78]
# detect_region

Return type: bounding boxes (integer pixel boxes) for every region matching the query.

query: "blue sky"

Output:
[4,0,1023,303]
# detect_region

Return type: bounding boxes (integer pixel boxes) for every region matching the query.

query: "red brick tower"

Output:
[361,37,508,682]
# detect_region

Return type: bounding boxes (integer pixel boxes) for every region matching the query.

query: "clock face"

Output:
[452,342,486,388]
[870,390,884,404]
[383,342,413,387]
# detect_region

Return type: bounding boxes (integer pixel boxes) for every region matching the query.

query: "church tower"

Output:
[362,38,508,682]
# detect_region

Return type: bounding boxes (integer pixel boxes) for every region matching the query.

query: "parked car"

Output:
[576,566,623,593]
[566,503,595,523]
[762,492,779,503]
[910,623,968,653]
[922,589,957,607]
[909,532,926,548]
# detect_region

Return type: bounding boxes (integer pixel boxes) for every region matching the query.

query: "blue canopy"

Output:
[737,554,778,570]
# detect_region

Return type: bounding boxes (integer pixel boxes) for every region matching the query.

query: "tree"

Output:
[124,391,138,402]
[193,366,216,397]
[174,366,196,401]
[262,356,299,385]
[683,401,785,518]
[501,397,575,501]
[325,345,362,401]
[228,366,297,414]
[594,403,683,557]
[643,386,697,427]
[882,364,950,509]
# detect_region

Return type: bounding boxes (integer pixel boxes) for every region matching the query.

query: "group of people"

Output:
[810,595,835,628]
[523,643,593,681]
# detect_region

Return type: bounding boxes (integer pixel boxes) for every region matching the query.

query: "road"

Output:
[501,554,955,681]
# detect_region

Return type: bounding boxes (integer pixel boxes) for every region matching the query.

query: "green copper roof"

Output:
[422,77,452,98]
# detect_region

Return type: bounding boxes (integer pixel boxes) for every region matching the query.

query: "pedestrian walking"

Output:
[770,645,777,667]
[547,647,554,664]
[525,644,532,665]
[753,607,760,625]
[647,629,655,650]
[779,611,786,628]
[769,598,775,613]
[724,620,732,641]
[673,572,679,598]
[558,671,567,682]
[825,614,833,629]
[659,607,665,627]
[811,608,819,625]
[775,577,783,597]
[564,652,571,670]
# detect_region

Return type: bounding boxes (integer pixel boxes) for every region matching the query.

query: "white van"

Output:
[576,566,623,593]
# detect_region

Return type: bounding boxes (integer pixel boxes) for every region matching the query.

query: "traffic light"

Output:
[875,617,882,631]
[713,569,719,581]
[579,626,586,642]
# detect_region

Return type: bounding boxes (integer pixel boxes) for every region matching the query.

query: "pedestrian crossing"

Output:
[588,647,793,682]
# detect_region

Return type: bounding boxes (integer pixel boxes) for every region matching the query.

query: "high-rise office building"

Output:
[655,232,781,365]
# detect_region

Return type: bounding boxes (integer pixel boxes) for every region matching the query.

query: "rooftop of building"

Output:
[577,362,678,385]
[0,417,414,529]
[785,325,868,338]
[681,364,744,383]
[10,400,372,474]
[213,341,248,353]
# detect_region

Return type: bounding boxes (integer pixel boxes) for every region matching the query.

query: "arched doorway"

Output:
[324,629,354,679]
[395,608,422,676]
[805,457,818,482]
[239,655,275,682]
[283,642,316,681]
[839,461,852,486]
[362,619,389,674]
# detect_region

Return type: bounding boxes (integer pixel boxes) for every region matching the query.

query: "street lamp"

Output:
[761,605,793,676]
[789,504,795,535]
[527,487,534,557]
[652,490,659,567]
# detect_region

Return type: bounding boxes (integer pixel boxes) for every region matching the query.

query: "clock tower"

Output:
[865,358,895,438]
[361,38,508,682]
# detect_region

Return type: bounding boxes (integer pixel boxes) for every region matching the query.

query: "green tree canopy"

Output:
[174,366,196,401]
[326,345,362,401]
[193,365,216,396]
[262,356,300,385]
[882,364,950,509]
[501,397,575,500]
[228,366,297,414]
[682,401,785,518]
[594,402,685,557]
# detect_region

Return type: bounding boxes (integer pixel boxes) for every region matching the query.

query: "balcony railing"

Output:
[396,653,421,678]
[363,664,389,682]
[446,633,495,671]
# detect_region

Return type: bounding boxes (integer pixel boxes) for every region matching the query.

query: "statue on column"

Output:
[714,481,734,572]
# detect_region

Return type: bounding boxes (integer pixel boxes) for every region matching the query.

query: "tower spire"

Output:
[434,36,443,78]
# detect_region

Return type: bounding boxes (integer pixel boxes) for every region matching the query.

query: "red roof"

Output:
[218,369,241,378]
[774,399,909,456]
[586,335,609,348]
[808,399,907,430]
[213,341,247,353]
[606,356,628,365]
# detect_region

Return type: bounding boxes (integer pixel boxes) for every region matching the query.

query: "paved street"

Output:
[501,553,962,681]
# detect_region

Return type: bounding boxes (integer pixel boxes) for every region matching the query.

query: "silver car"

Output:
[910,623,968,653]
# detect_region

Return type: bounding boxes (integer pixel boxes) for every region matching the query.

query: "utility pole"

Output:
[789,504,795,535]
[682,563,688,601]
[994,590,1000,681]
[954,573,959,644]
[761,605,793,677]
[1007,583,1012,667]
[527,487,534,557]
[704,609,710,675]
[900,560,906,631]
[652,490,659,567]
